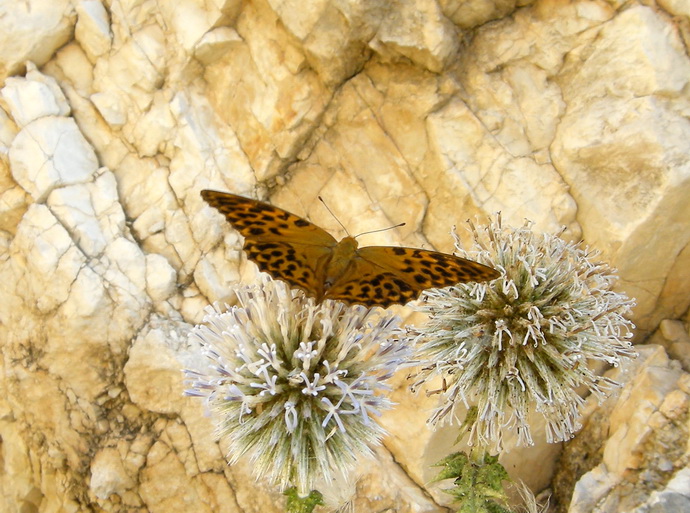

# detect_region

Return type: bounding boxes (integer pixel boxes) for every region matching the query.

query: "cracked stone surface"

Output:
[1,0,690,512]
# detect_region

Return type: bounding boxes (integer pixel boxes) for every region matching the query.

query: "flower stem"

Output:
[283,488,323,513]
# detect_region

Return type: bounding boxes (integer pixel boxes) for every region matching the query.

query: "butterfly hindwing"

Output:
[323,265,419,307]
[242,239,330,295]
[323,246,500,307]
[358,246,500,288]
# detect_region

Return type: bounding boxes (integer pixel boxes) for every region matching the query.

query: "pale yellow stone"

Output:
[551,6,690,336]
[194,27,243,65]
[440,0,519,29]
[1,64,70,127]
[371,0,459,73]
[139,439,213,513]
[274,0,381,85]
[661,319,690,343]
[0,0,75,81]
[9,117,99,200]
[206,0,329,179]
[124,326,189,414]
[658,0,690,16]
[75,0,112,62]
[659,389,690,420]
[90,447,136,499]
[1,0,690,511]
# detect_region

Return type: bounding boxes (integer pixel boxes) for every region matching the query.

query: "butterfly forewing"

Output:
[201,190,336,296]
[200,190,337,246]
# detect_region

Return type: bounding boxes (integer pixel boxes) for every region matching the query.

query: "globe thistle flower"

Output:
[184,278,409,496]
[409,216,636,451]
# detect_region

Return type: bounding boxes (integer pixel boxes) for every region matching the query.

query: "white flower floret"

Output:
[184,278,409,495]
[410,216,636,451]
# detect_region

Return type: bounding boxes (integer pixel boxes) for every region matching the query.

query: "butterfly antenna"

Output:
[318,196,350,236]
[355,222,406,239]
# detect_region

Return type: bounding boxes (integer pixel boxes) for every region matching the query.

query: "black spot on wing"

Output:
[324,272,418,308]
[419,251,500,285]
[342,245,501,308]
[357,246,500,287]
[200,190,339,247]
[243,240,319,295]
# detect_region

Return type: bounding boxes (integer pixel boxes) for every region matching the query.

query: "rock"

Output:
[90,447,136,500]
[371,0,460,73]
[145,253,177,302]
[1,1,689,512]
[75,0,112,62]
[193,27,243,65]
[124,326,189,415]
[1,63,70,127]
[557,345,690,513]
[0,0,75,81]
[649,319,690,371]
[660,319,690,343]
[8,116,99,201]
[551,5,690,337]
[440,0,521,29]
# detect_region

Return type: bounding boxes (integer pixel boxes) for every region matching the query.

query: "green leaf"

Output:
[433,452,469,481]
[434,451,512,513]
[453,406,479,445]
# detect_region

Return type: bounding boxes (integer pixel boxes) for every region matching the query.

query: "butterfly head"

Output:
[337,236,359,251]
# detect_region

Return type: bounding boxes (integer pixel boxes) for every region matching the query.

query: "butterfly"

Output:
[200,190,500,307]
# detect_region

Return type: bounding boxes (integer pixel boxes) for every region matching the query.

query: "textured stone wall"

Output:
[1,1,689,512]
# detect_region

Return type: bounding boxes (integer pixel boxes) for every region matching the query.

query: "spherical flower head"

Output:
[184,278,409,495]
[409,216,636,451]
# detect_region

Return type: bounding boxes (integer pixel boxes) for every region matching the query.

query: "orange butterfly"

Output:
[201,190,500,307]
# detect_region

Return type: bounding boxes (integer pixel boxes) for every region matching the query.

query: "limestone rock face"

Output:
[0,0,688,512]
[553,343,690,513]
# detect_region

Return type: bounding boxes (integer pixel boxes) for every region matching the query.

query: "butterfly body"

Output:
[322,236,359,295]
[201,190,500,307]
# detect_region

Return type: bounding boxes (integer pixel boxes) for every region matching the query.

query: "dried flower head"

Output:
[185,278,409,495]
[410,216,636,451]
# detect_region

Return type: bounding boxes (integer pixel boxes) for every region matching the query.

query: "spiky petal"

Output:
[410,216,636,451]
[185,278,409,494]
